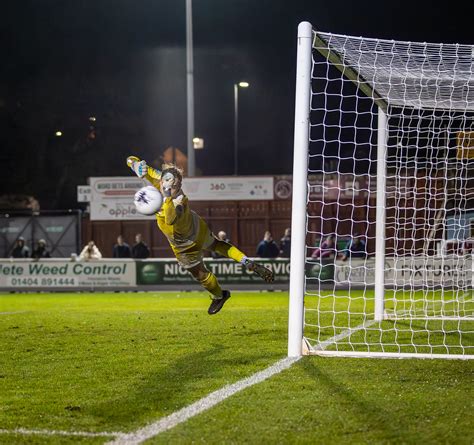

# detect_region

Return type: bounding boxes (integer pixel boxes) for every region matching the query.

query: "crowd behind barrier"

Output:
[5,229,290,258]
[6,227,372,263]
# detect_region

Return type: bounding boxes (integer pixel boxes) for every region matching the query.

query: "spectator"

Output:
[113,235,132,258]
[31,239,51,259]
[311,234,336,259]
[211,231,230,259]
[256,231,280,258]
[10,236,30,258]
[79,240,102,261]
[132,233,150,259]
[279,227,291,257]
[340,234,367,261]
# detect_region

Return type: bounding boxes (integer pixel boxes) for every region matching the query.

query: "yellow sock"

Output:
[200,272,223,299]
[213,240,245,263]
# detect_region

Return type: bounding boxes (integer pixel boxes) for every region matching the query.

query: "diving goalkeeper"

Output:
[127,156,275,315]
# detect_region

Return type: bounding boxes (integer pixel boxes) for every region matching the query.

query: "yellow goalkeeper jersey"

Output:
[127,156,211,255]
[143,165,162,189]
[157,194,212,255]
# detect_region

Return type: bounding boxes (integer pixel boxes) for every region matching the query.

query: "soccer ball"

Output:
[133,186,163,215]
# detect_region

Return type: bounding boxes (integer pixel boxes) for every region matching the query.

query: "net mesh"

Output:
[304,31,474,357]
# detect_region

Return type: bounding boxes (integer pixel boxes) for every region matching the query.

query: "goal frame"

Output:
[287,22,473,360]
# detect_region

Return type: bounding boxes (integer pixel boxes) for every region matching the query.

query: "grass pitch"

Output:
[0,291,473,444]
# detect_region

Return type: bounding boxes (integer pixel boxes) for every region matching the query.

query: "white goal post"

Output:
[288,22,474,359]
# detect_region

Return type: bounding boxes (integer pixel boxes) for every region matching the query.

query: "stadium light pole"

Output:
[186,0,196,176]
[233,81,249,176]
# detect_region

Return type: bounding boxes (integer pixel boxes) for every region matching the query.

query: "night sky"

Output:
[1,0,473,209]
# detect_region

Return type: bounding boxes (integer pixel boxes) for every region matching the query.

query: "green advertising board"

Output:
[136,258,292,285]
[305,259,335,282]
[0,258,344,292]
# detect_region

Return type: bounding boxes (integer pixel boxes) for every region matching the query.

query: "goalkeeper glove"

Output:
[127,156,148,178]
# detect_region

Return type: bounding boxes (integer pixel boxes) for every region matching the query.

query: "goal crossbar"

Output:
[312,32,389,112]
[313,31,474,112]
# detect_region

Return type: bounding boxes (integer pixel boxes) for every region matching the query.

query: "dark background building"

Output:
[1,0,473,209]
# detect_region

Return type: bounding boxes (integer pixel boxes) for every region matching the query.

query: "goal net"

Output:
[288,22,474,359]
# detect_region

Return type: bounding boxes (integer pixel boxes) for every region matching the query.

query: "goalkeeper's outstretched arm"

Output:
[126,156,161,189]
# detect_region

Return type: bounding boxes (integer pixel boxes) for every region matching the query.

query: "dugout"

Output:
[0,210,81,258]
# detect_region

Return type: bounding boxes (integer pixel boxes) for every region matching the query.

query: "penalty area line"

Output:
[0,428,121,438]
[0,311,29,315]
[106,356,301,445]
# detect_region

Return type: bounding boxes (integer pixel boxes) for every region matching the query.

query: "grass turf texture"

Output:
[0,291,473,444]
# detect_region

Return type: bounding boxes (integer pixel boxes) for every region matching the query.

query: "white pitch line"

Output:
[0,428,121,438]
[106,356,301,445]
[312,319,378,352]
[0,311,29,315]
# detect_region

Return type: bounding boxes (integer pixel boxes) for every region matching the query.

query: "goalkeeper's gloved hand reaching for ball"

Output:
[127,156,148,178]
[126,155,181,199]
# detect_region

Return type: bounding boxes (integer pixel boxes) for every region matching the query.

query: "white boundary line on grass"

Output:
[0,311,29,315]
[0,428,120,438]
[311,320,377,352]
[106,356,301,445]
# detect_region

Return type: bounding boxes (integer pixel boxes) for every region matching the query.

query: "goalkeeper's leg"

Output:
[188,261,231,315]
[211,239,275,283]
[212,239,246,263]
